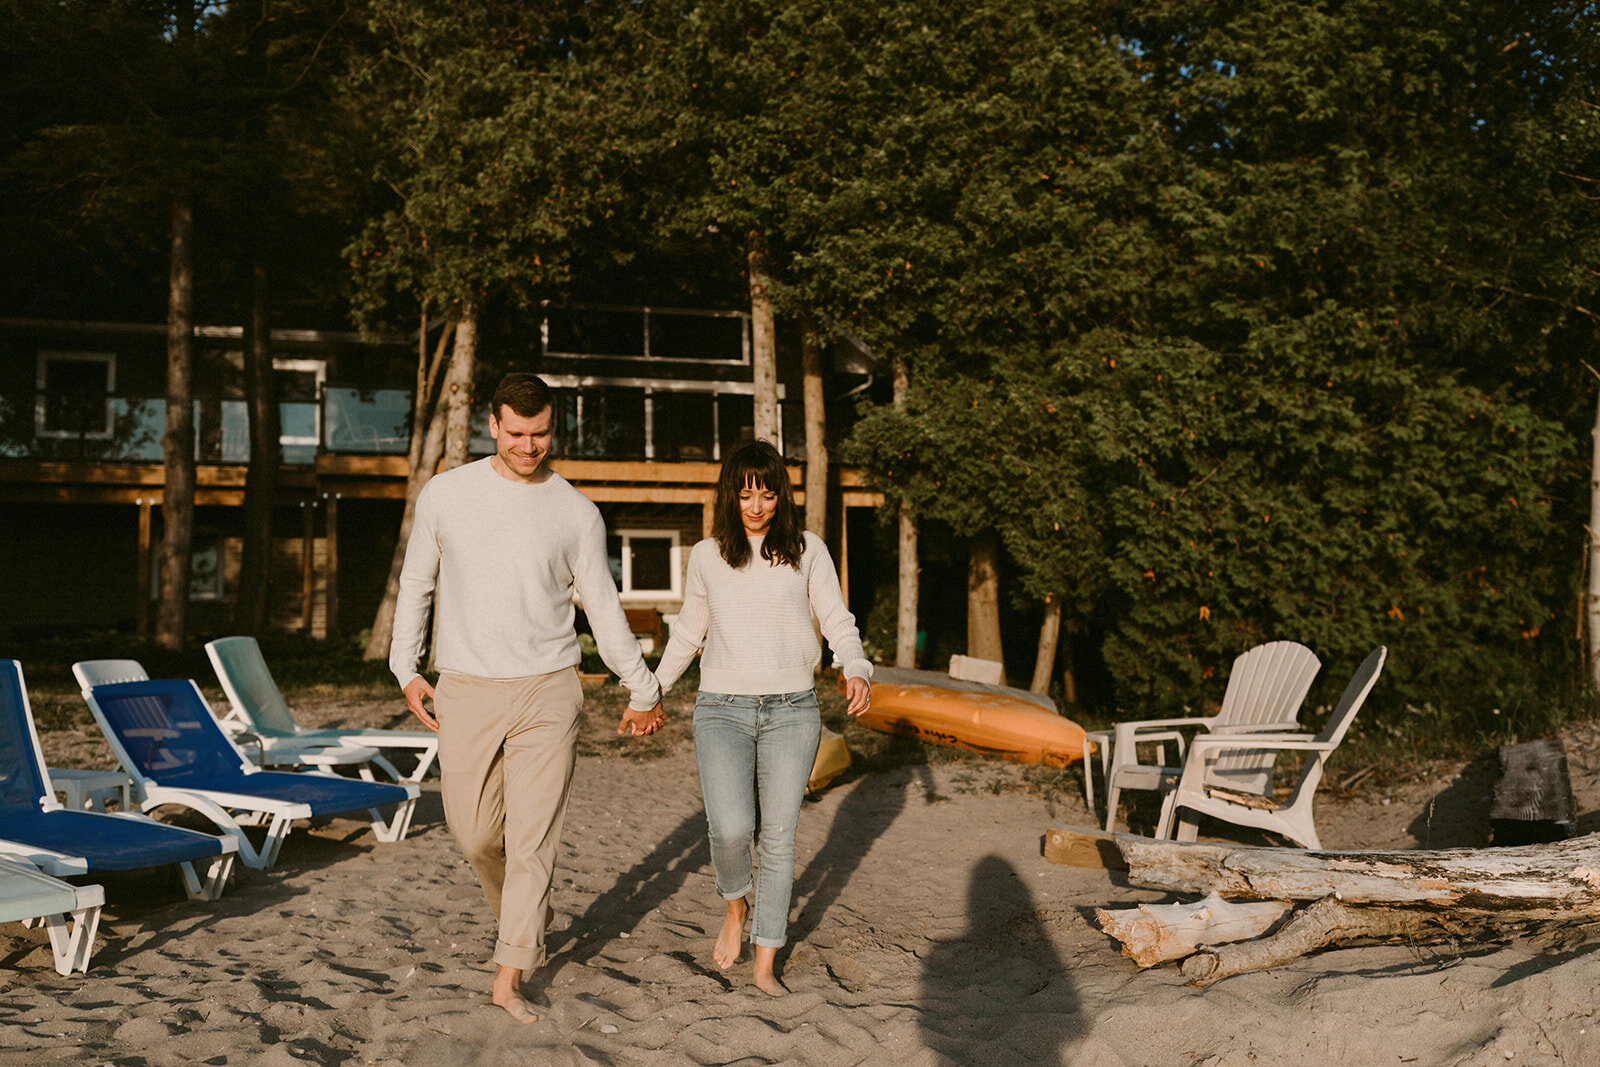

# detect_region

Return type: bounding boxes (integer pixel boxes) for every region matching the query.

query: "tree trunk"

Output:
[747,230,780,446]
[155,196,195,651]
[893,354,918,668]
[361,318,456,661]
[966,531,1004,670]
[801,317,828,539]
[1588,385,1600,690]
[1030,594,1061,695]
[235,261,280,635]
[441,309,477,469]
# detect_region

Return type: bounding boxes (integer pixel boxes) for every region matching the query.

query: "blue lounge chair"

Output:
[0,857,104,975]
[206,636,433,783]
[73,664,419,870]
[0,659,237,901]
[71,657,391,779]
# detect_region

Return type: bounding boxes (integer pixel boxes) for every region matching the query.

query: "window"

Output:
[273,359,324,465]
[607,530,682,600]
[36,351,115,439]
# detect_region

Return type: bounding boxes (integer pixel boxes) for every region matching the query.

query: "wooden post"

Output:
[300,500,315,633]
[324,493,340,636]
[1491,738,1576,844]
[136,498,152,636]
[1589,383,1600,691]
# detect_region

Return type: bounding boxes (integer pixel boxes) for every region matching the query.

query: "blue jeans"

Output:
[693,690,822,949]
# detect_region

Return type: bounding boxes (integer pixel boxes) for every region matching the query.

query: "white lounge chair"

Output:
[1098,641,1322,831]
[72,655,388,778]
[206,636,436,784]
[1156,646,1387,849]
[0,857,103,976]
[73,665,420,870]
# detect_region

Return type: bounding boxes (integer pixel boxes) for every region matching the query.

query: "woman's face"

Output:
[739,478,779,536]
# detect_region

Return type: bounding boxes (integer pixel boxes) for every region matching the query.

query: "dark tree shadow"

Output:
[541,810,710,976]
[920,854,1082,1061]
[1404,752,1498,849]
[783,738,939,959]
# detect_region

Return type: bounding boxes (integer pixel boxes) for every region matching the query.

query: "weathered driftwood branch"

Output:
[1095,893,1292,968]
[1112,831,1600,915]
[1177,896,1455,986]
[1047,827,1600,982]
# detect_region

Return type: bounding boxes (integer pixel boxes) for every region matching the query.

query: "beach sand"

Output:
[4,681,1599,1065]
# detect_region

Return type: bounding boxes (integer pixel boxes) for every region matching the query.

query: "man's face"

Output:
[490,404,553,481]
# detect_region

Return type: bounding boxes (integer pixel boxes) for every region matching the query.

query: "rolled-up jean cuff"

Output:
[720,883,753,903]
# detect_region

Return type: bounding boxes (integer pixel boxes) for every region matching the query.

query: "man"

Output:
[391,371,665,1023]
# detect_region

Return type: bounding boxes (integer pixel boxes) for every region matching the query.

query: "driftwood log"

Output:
[1049,827,1600,984]
[1094,893,1292,968]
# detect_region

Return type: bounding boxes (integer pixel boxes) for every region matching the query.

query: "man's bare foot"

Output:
[714,898,748,969]
[752,945,787,997]
[491,965,541,1024]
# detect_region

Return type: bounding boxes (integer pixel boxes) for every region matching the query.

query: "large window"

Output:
[35,351,114,439]
[607,530,682,600]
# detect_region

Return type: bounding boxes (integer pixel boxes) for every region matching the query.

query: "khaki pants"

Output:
[436,668,583,972]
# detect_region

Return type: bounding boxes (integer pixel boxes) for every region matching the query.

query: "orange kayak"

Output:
[861,669,1086,767]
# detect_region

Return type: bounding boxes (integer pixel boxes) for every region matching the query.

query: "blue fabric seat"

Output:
[75,668,420,870]
[0,659,236,901]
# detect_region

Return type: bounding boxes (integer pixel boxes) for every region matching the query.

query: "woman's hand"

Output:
[844,676,872,717]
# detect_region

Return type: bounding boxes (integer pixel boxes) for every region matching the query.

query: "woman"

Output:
[654,439,873,996]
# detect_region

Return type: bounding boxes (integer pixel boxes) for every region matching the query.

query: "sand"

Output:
[3,685,1599,1065]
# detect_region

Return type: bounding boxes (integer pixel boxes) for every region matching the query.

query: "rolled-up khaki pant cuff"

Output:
[494,940,544,972]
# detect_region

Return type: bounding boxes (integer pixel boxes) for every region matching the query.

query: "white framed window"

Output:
[613,530,682,600]
[273,358,325,453]
[35,351,115,439]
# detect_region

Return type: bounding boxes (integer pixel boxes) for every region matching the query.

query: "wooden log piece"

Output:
[1043,827,1128,870]
[1113,831,1600,915]
[1095,893,1293,968]
[1177,896,1450,986]
[1491,738,1577,845]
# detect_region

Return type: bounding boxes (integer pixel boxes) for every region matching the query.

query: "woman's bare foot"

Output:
[491,965,541,1024]
[714,898,748,969]
[752,945,787,997]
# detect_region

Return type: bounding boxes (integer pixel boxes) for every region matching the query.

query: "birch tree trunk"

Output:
[1588,385,1600,690]
[801,318,828,539]
[966,531,1004,670]
[747,230,780,446]
[155,196,195,651]
[1030,594,1061,695]
[893,353,918,668]
[441,310,477,469]
[361,318,456,661]
[234,261,280,634]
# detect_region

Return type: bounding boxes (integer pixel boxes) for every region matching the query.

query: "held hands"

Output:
[402,676,439,732]
[618,702,667,737]
[844,676,872,717]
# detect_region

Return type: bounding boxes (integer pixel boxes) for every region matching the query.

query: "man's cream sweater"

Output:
[389,458,660,711]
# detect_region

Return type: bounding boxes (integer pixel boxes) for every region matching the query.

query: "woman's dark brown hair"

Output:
[712,439,805,569]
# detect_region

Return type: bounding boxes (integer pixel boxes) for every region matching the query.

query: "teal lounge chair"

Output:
[206,636,437,784]
[0,857,103,975]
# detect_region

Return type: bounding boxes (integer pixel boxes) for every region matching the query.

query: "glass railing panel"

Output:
[325,388,411,454]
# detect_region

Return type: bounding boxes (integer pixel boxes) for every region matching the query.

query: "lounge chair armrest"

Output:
[141,786,313,824]
[1187,733,1331,753]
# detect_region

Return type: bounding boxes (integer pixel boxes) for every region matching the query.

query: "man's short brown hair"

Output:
[491,373,553,419]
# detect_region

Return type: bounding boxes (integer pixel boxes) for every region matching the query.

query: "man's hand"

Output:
[844,676,872,717]
[402,676,439,732]
[618,702,666,737]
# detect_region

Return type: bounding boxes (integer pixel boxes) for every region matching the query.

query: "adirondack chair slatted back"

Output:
[205,637,299,735]
[88,680,245,785]
[0,661,50,814]
[1275,645,1388,813]
[1205,641,1322,790]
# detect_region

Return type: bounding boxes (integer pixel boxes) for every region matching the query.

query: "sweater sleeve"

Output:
[652,544,709,695]
[572,511,662,711]
[805,534,873,682]
[388,484,440,690]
